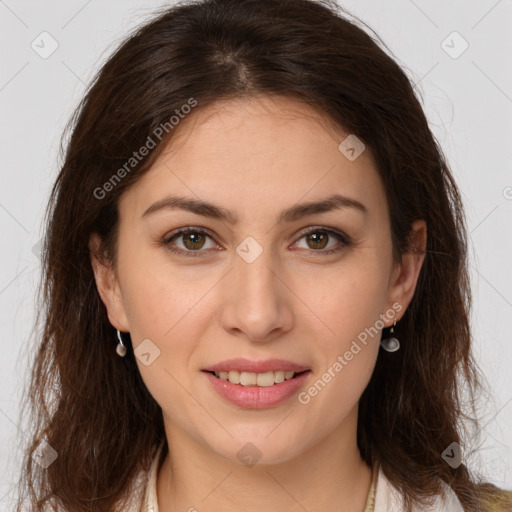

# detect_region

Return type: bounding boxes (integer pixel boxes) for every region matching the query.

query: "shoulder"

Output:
[374,465,465,512]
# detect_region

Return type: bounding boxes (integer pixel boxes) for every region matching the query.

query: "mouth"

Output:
[203,369,311,387]
[202,368,312,409]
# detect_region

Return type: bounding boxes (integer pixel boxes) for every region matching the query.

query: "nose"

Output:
[220,244,294,344]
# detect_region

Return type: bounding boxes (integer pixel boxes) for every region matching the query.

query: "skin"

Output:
[90,94,427,512]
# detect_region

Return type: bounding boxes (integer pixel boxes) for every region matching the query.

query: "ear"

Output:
[383,219,427,325]
[89,232,130,332]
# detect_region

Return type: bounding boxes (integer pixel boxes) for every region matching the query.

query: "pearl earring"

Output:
[116,329,127,357]
[380,319,400,352]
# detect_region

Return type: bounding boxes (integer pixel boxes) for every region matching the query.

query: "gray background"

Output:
[1,0,511,506]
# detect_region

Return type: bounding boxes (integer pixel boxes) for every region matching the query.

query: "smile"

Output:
[203,369,312,409]
[212,369,305,387]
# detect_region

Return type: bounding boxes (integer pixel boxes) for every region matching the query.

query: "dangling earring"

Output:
[116,329,127,357]
[380,319,400,352]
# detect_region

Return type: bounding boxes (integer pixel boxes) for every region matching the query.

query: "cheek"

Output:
[295,309,380,444]
[120,270,205,383]
[116,239,215,380]
[116,233,199,338]
[292,256,387,404]
[298,345,378,434]
[295,256,390,345]
[120,261,204,421]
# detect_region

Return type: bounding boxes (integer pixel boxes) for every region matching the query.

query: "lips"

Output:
[202,357,310,374]
[203,368,312,409]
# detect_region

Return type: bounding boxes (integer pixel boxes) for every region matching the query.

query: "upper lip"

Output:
[202,358,310,373]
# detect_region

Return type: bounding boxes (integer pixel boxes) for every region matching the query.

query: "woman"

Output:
[15,0,511,511]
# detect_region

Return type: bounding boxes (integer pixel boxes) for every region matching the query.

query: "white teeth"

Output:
[256,371,275,387]
[228,370,240,384]
[274,370,285,383]
[214,370,298,386]
[240,372,257,386]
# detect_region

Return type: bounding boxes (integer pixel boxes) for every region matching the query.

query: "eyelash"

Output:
[161,226,353,258]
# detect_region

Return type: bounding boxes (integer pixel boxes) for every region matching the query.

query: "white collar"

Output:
[373,464,465,512]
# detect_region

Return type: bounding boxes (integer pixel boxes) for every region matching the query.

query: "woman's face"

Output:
[92,94,425,465]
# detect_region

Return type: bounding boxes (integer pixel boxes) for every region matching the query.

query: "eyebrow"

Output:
[141,193,368,223]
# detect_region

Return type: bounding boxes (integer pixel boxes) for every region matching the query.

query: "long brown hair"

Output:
[15,0,511,511]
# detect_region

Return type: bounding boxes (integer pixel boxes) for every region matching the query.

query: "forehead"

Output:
[120,95,387,225]
[166,94,350,160]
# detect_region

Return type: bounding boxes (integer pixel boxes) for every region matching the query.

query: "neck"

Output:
[156,407,373,512]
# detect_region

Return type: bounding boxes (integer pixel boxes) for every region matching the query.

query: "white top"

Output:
[124,441,465,512]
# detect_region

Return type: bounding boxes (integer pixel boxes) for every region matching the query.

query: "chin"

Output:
[205,431,307,467]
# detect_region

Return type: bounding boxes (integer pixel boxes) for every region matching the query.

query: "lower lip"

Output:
[202,370,311,409]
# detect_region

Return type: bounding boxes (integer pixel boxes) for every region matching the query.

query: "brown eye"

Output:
[293,227,352,255]
[305,231,329,250]
[163,228,217,257]
[181,231,207,250]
